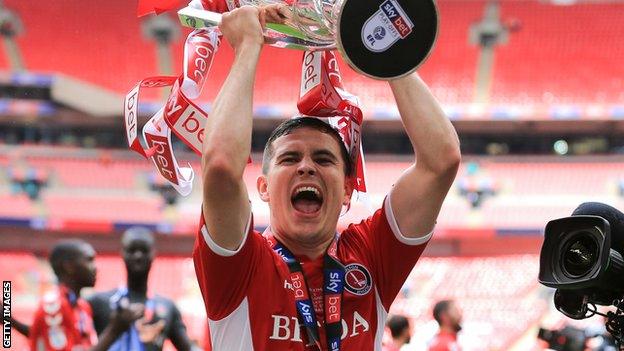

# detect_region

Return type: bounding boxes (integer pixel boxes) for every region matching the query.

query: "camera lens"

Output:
[561,233,598,278]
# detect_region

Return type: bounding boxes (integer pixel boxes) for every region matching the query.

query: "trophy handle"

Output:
[178,6,222,28]
[178,6,336,50]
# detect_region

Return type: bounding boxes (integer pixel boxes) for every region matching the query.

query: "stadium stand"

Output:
[0,192,35,219]
[5,0,623,112]
[2,0,160,95]
[25,157,145,189]
[43,193,164,223]
[493,1,624,104]
[2,0,623,125]
[0,0,482,114]
[391,255,546,350]
[3,0,484,106]
[1,145,623,232]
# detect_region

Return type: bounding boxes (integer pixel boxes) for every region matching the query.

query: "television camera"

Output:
[538,202,624,347]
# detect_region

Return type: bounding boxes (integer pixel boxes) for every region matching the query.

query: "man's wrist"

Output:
[234,40,263,58]
[389,72,420,88]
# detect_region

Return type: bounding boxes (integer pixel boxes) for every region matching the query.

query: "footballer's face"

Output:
[258,128,352,253]
[122,236,154,276]
[74,244,97,288]
[446,302,463,332]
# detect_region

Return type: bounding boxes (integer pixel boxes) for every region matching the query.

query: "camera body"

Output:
[537,326,586,351]
[539,215,624,317]
[538,202,624,343]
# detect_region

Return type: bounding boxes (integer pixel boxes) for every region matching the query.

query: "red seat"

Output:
[493,1,624,104]
[43,193,164,223]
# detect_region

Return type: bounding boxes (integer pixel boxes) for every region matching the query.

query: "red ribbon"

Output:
[137,0,183,17]
[124,27,220,195]
[297,51,368,203]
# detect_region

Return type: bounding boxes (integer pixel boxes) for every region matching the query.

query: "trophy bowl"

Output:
[178,0,438,80]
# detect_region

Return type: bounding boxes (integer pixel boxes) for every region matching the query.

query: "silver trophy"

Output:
[178,0,438,80]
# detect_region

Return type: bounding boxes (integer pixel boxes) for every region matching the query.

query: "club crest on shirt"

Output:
[48,326,67,349]
[344,264,372,296]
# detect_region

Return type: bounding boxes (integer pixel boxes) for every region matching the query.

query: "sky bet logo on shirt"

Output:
[361,0,414,52]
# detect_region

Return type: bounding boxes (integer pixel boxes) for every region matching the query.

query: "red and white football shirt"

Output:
[194,195,431,350]
[428,331,461,351]
[30,285,97,351]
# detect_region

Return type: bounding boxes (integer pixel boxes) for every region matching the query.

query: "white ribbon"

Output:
[124,26,220,196]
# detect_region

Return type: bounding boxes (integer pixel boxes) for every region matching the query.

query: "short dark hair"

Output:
[121,226,154,247]
[387,315,410,338]
[49,239,90,278]
[433,299,453,325]
[262,117,353,177]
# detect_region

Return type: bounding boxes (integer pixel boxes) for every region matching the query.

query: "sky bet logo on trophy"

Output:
[178,0,438,79]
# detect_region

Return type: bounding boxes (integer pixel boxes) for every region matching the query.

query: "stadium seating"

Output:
[0,192,35,218]
[391,255,545,350]
[493,1,624,104]
[3,0,161,95]
[43,193,164,223]
[485,162,622,196]
[26,157,147,189]
[1,145,623,232]
[4,0,622,112]
[3,0,484,106]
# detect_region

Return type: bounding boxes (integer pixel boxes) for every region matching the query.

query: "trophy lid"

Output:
[336,0,438,80]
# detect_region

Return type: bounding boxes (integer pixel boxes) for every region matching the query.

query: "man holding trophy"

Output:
[191,1,461,349]
[132,0,458,348]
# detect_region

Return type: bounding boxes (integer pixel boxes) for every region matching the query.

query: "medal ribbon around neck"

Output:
[265,231,345,351]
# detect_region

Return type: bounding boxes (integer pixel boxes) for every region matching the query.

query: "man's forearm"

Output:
[202,43,261,176]
[389,73,460,173]
[9,317,30,337]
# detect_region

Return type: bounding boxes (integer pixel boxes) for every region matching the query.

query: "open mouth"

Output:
[291,186,323,215]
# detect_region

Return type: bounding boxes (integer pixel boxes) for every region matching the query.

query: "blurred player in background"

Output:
[88,227,194,351]
[428,299,463,351]
[384,315,412,351]
[13,229,194,350]
[29,239,143,351]
[193,6,460,350]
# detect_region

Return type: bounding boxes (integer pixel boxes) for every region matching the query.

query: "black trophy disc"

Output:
[336,0,438,80]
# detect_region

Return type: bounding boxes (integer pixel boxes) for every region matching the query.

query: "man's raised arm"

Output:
[389,73,461,239]
[201,7,265,250]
